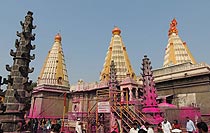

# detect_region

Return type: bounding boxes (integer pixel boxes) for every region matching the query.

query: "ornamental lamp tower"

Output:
[141,55,163,124]
[0,11,36,132]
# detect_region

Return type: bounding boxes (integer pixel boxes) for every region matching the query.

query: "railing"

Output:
[122,106,143,126]
[112,104,150,133]
[127,105,147,123]
[111,106,131,133]
[71,81,109,91]
[37,78,70,87]
[113,105,133,125]
[153,62,209,77]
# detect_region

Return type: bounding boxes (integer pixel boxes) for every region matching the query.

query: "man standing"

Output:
[75,118,82,133]
[145,122,154,133]
[161,118,172,133]
[129,123,139,133]
[186,117,196,133]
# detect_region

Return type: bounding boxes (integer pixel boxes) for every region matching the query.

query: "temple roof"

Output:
[120,74,137,85]
[100,27,136,82]
[163,18,196,67]
[37,33,70,87]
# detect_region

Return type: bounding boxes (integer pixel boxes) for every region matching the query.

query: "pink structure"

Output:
[141,55,163,124]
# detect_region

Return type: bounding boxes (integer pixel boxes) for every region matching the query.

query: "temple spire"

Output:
[37,33,69,87]
[163,19,196,67]
[100,27,136,82]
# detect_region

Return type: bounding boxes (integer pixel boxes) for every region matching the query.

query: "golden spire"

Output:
[100,27,136,82]
[163,19,196,67]
[38,33,70,87]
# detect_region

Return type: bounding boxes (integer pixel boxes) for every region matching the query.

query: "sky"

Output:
[0,1,210,86]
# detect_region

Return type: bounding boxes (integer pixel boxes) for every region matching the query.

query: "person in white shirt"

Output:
[186,117,196,133]
[147,127,154,133]
[161,118,172,133]
[145,122,154,133]
[129,123,139,133]
[75,118,82,133]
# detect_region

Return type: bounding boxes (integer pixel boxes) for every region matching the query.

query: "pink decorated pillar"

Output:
[141,55,163,124]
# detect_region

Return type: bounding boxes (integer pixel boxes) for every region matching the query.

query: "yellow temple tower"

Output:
[100,27,136,82]
[37,33,70,87]
[30,34,70,118]
[163,18,196,67]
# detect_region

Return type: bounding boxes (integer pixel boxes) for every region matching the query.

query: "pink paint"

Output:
[141,55,163,124]
[179,106,201,125]
[158,97,177,112]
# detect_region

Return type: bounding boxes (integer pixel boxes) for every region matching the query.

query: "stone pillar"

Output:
[136,87,138,99]
[0,11,36,132]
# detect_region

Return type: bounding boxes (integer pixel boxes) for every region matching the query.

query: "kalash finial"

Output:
[55,33,62,42]
[168,18,178,36]
[112,26,121,35]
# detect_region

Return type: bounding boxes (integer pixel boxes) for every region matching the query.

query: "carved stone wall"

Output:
[156,74,210,114]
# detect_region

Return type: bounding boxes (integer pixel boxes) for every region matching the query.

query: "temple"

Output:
[1,14,210,132]
[29,34,70,119]
[30,24,210,132]
[163,18,196,67]
[100,27,136,82]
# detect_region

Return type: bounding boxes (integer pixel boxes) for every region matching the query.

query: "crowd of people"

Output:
[16,118,62,133]
[128,117,209,133]
[1,116,208,133]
